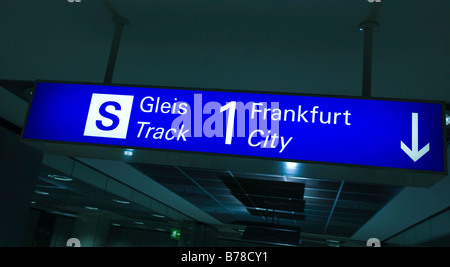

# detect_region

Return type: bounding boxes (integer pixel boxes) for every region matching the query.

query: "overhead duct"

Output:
[220,175,304,245]
[219,176,306,224]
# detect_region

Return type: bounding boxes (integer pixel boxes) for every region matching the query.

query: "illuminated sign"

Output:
[171,229,181,240]
[22,81,446,173]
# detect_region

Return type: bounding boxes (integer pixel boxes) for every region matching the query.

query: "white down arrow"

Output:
[400,113,430,162]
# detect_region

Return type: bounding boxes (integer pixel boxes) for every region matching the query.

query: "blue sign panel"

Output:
[23,81,446,173]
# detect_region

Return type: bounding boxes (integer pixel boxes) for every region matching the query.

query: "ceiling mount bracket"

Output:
[103,12,129,84]
[359,22,378,98]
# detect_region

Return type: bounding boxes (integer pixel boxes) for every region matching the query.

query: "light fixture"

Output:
[84,206,99,211]
[152,214,165,218]
[112,199,130,204]
[111,223,121,227]
[134,221,144,225]
[326,239,341,247]
[48,174,72,182]
[285,162,298,169]
[283,162,302,175]
[124,149,134,156]
[446,114,449,126]
[286,162,297,168]
[49,210,78,218]
[34,190,49,195]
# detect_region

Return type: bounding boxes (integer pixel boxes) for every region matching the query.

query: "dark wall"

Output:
[0,126,43,246]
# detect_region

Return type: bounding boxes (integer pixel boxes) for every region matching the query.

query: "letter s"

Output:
[96,101,121,131]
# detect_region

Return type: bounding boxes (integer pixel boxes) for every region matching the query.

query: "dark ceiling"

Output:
[131,163,403,240]
[32,160,404,246]
[1,0,449,101]
[32,164,179,232]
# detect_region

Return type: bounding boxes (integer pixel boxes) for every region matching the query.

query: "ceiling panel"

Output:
[131,162,403,242]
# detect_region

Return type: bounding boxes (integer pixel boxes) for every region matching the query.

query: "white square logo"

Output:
[84,93,134,139]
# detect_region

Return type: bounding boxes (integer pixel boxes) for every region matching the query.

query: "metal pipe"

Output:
[360,22,378,98]
[104,16,128,84]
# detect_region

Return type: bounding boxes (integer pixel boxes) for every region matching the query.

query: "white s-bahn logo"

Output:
[84,93,134,139]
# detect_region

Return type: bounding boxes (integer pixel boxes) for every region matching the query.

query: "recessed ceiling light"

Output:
[84,206,99,211]
[49,210,77,218]
[34,190,49,195]
[283,162,302,174]
[152,214,165,218]
[48,174,72,182]
[134,221,144,225]
[285,162,298,168]
[446,114,449,126]
[112,199,130,204]
[124,149,134,156]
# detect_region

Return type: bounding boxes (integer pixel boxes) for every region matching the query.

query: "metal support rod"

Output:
[360,22,378,98]
[323,180,344,234]
[104,16,128,84]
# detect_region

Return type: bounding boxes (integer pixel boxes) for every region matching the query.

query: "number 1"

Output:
[220,101,236,145]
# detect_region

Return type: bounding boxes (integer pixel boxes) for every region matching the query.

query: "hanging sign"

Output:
[22,81,447,173]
